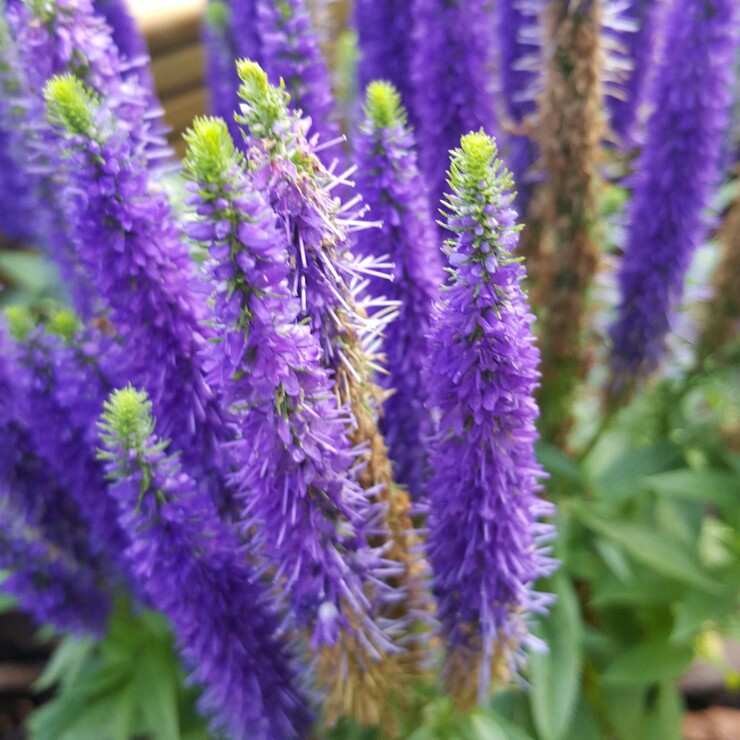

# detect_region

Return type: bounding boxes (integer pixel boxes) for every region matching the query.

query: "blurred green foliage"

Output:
[29,601,212,740]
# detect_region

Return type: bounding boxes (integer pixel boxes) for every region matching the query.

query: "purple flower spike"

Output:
[202,0,260,143]
[43,74,233,510]
[604,0,659,144]
[0,12,87,307]
[11,315,130,567]
[354,81,443,499]
[8,0,157,123]
[183,116,394,650]
[608,0,740,392]
[425,132,556,707]
[93,0,147,62]
[1,314,109,634]
[498,0,542,214]
[98,386,312,740]
[202,1,244,143]
[354,0,415,116]
[5,0,169,315]
[411,0,499,215]
[0,314,94,563]
[0,126,36,245]
[235,62,430,726]
[235,61,395,372]
[0,499,109,636]
[256,0,340,151]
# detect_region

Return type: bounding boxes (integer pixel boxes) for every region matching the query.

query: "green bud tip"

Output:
[235,58,290,127]
[26,0,54,22]
[44,74,96,135]
[46,309,80,341]
[446,129,514,201]
[4,306,36,341]
[236,59,270,99]
[365,81,406,130]
[204,0,230,29]
[183,116,240,184]
[101,385,154,448]
[458,130,497,177]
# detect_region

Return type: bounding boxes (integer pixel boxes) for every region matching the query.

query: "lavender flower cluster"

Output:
[609,0,739,389]
[1,0,738,736]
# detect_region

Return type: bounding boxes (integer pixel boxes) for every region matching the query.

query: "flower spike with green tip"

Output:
[354,80,443,500]
[426,131,557,708]
[98,386,312,739]
[182,115,395,655]
[43,72,234,513]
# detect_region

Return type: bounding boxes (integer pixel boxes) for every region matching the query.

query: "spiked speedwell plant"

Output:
[1,0,740,738]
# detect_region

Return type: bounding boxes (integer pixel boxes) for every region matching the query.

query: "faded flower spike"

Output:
[98,386,312,740]
[426,131,557,707]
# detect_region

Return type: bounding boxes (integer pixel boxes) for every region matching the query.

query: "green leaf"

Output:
[645,469,740,508]
[181,730,214,740]
[29,602,203,740]
[602,640,693,685]
[487,688,535,735]
[60,683,136,740]
[594,443,682,501]
[671,584,739,642]
[723,451,740,477]
[581,625,615,663]
[528,574,582,740]
[406,728,442,740]
[34,635,97,691]
[573,504,720,593]
[590,575,683,609]
[698,518,736,568]
[453,709,535,740]
[326,717,382,740]
[29,669,131,740]
[594,539,632,581]
[653,496,701,547]
[568,692,601,740]
[642,681,683,739]
[135,641,180,740]
[0,251,58,294]
[536,443,584,485]
[463,714,508,740]
[601,685,648,738]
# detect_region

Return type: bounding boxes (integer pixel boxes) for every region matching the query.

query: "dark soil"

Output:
[0,610,50,740]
